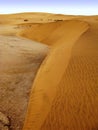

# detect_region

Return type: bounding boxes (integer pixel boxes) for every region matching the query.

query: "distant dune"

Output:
[0,13,98,130]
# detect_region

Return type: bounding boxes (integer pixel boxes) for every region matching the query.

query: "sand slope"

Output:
[22,21,89,130]
[41,22,98,130]
[19,20,86,46]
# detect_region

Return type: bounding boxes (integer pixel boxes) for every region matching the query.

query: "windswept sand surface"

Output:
[0,13,98,130]
[0,35,49,130]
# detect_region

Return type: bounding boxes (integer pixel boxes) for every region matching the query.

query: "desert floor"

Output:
[0,13,98,130]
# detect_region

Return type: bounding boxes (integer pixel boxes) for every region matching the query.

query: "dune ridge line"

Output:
[22,20,89,130]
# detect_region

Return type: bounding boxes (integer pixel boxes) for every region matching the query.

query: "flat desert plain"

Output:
[0,13,98,130]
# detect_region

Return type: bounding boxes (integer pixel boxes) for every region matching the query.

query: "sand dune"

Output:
[19,20,88,45]
[0,12,75,24]
[0,13,98,130]
[22,20,89,130]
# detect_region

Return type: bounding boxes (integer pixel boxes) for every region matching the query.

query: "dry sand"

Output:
[0,13,98,130]
[0,35,49,130]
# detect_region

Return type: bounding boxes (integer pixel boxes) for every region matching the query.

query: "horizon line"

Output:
[0,11,98,16]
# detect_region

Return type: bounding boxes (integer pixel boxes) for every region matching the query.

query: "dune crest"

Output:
[22,20,89,130]
[19,20,88,46]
